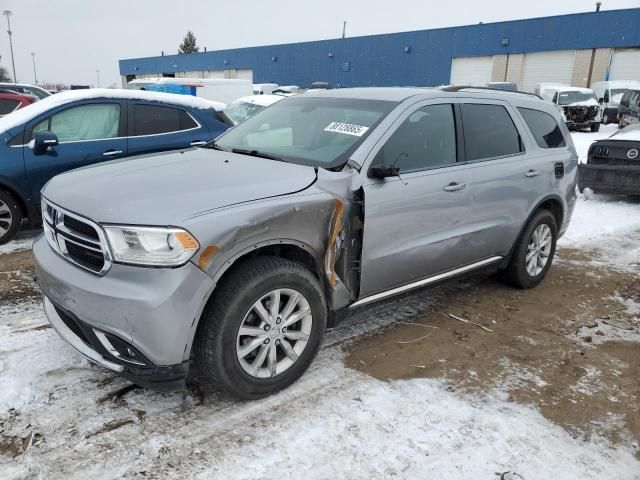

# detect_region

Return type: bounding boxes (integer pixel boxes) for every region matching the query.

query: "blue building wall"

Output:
[119,9,640,88]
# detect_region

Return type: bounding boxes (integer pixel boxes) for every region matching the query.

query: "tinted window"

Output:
[32,104,120,142]
[518,108,566,149]
[132,104,196,136]
[461,104,522,161]
[375,104,457,173]
[0,99,20,115]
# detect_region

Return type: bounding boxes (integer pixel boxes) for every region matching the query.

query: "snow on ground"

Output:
[0,237,34,256]
[1,129,639,478]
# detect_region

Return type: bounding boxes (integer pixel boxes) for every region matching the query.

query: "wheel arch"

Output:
[0,179,34,226]
[500,194,564,268]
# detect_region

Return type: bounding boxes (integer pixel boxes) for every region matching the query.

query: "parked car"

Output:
[0,82,51,100]
[486,82,518,91]
[592,80,640,125]
[617,87,640,129]
[34,87,577,399]
[542,86,602,132]
[272,85,302,95]
[0,91,36,117]
[0,88,228,244]
[222,94,285,125]
[126,78,252,105]
[253,83,279,95]
[578,124,640,196]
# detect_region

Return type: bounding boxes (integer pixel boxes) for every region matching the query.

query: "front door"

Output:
[359,102,476,297]
[24,101,127,203]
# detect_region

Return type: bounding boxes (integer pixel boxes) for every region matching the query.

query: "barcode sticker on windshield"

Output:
[324,122,369,137]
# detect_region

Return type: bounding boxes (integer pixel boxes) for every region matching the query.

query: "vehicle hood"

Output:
[42,148,317,225]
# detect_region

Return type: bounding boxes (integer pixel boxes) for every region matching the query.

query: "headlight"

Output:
[103,226,199,267]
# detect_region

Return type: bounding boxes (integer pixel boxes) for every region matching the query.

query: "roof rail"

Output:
[441,85,543,100]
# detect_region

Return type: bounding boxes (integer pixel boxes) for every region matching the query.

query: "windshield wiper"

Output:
[231,148,285,162]
[203,142,229,152]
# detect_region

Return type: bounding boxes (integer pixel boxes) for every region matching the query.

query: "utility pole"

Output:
[3,10,17,82]
[31,52,37,85]
[96,69,100,87]
[341,21,346,39]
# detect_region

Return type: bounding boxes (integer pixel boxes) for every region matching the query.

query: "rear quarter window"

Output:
[517,108,566,149]
[0,99,20,115]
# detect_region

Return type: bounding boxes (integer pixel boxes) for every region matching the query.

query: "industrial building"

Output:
[119,8,640,92]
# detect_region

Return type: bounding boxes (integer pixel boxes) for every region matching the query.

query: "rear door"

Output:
[24,100,127,202]
[126,102,212,156]
[360,101,477,297]
[460,101,561,259]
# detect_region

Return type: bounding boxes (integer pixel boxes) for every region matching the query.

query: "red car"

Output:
[0,91,36,117]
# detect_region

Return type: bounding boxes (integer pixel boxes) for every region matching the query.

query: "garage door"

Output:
[450,56,493,86]
[609,49,640,81]
[520,51,575,92]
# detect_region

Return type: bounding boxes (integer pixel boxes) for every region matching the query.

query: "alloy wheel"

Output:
[526,224,552,276]
[236,288,313,379]
[0,199,13,238]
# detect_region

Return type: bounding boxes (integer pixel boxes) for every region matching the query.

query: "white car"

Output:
[223,94,285,125]
[541,86,602,132]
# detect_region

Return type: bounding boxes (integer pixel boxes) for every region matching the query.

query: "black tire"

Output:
[0,190,22,245]
[500,209,558,289]
[590,122,600,133]
[195,256,327,399]
[602,110,609,124]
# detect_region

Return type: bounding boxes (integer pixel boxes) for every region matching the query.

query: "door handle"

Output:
[103,150,123,157]
[443,182,467,192]
[525,169,541,177]
[190,140,207,146]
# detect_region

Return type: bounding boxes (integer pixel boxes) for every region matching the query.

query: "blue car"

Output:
[0,89,229,243]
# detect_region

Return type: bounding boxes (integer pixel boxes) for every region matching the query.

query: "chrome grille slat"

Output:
[42,198,112,275]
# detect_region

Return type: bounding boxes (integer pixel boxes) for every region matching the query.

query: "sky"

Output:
[0,0,638,88]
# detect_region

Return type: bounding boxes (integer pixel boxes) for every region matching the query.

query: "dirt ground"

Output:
[347,248,640,458]
[0,250,39,306]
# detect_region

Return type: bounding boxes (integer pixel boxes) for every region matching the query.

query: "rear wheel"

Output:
[195,256,327,399]
[500,209,557,289]
[0,190,22,245]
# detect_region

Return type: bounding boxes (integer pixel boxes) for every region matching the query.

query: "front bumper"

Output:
[33,234,215,390]
[566,120,597,129]
[578,164,640,195]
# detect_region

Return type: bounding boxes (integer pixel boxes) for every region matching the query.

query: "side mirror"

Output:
[33,131,59,155]
[369,164,400,179]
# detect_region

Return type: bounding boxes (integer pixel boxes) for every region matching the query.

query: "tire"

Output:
[0,190,22,245]
[195,256,327,399]
[590,122,600,133]
[602,110,609,124]
[500,209,558,289]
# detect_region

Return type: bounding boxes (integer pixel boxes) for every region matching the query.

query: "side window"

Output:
[32,104,120,142]
[518,108,566,149]
[374,104,456,173]
[132,104,197,136]
[461,104,522,161]
[0,99,20,115]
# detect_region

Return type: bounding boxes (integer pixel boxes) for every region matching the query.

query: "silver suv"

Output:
[34,87,577,399]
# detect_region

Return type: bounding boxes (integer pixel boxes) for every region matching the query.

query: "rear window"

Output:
[132,104,197,136]
[518,108,566,149]
[461,104,522,161]
[0,99,20,115]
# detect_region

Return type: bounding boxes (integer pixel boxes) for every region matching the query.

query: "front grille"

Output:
[42,199,111,275]
[64,215,100,240]
[564,106,598,123]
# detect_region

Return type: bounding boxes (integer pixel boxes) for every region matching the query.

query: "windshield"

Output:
[558,91,597,105]
[215,96,397,168]
[224,101,267,125]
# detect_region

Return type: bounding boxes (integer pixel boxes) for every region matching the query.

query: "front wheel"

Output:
[500,209,558,289]
[590,122,600,133]
[602,111,609,124]
[195,256,327,399]
[0,190,22,245]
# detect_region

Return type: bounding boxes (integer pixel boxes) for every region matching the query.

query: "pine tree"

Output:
[0,66,10,82]
[178,31,199,54]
